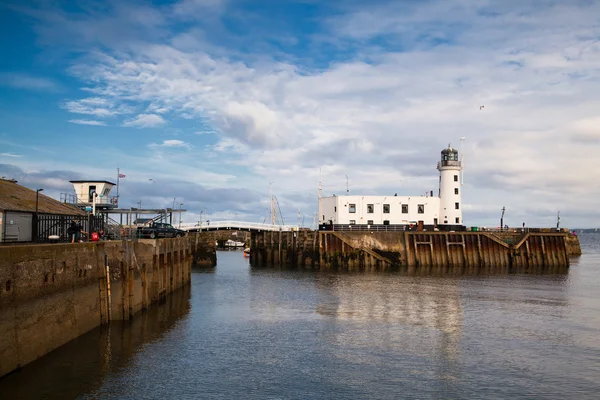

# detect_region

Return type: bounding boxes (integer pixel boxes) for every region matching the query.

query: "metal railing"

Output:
[181,221,297,232]
[320,224,408,232]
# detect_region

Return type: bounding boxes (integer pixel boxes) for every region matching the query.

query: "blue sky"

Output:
[1,0,600,228]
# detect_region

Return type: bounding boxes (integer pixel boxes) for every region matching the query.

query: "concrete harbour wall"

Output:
[0,234,214,378]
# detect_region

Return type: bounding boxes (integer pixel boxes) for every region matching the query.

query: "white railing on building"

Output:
[180,221,297,232]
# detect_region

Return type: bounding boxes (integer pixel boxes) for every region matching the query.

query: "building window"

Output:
[417,204,425,214]
[322,215,325,221]
[367,220,373,225]
[349,220,356,225]
[455,202,460,210]
[454,175,458,182]
[349,204,356,213]
[402,204,408,213]
[334,206,337,212]
[455,217,460,223]
[383,204,390,213]
[454,188,459,195]
[367,204,374,213]
[434,218,438,226]
[383,220,390,225]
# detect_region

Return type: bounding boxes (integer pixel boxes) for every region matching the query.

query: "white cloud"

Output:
[68,119,107,126]
[0,73,59,91]
[0,152,22,158]
[149,139,192,148]
[62,97,133,117]
[123,113,167,128]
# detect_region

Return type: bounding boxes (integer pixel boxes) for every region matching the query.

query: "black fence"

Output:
[35,214,104,243]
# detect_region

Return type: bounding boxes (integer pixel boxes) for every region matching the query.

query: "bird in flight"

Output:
[479,105,485,110]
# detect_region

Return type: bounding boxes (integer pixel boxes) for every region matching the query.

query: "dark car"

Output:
[137,222,186,239]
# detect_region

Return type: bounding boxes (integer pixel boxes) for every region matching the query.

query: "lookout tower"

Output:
[66,180,118,210]
[437,144,462,230]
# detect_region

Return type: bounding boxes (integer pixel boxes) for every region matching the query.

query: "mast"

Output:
[116,167,120,207]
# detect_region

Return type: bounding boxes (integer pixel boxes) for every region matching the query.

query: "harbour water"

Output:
[1,234,599,399]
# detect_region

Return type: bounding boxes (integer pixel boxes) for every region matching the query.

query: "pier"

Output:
[250,229,580,273]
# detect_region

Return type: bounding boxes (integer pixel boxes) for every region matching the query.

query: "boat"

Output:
[225,239,245,248]
[243,247,250,257]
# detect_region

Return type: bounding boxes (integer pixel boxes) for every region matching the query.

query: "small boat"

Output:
[243,247,250,257]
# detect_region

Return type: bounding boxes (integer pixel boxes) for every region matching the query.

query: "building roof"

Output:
[69,180,116,185]
[0,179,87,215]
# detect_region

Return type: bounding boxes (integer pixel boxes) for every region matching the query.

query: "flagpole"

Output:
[116,167,120,207]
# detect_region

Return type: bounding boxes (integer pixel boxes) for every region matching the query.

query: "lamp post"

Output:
[500,206,505,231]
[35,188,43,242]
[179,203,184,228]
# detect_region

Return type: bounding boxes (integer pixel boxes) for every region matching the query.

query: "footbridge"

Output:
[181,221,297,233]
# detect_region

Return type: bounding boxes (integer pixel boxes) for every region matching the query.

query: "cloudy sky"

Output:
[1,0,599,228]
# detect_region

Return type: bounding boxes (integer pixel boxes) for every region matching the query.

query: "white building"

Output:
[68,180,118,209]
[318,145,463,231]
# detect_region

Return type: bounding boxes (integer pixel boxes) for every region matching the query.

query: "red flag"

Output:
[119,174,126,178]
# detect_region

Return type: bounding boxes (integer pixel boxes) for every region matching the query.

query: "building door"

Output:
[88,185,96,202]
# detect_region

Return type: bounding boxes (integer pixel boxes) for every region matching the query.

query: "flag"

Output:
[119,174,126,178]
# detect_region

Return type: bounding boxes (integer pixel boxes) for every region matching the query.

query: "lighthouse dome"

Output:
[440,144,459,162]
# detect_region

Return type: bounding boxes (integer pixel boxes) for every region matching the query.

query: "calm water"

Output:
[2,234,600,399]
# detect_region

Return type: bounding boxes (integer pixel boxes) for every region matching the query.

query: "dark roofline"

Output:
[69,180,117,185]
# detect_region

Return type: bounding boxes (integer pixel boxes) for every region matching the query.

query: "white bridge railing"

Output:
[180,221,297,232]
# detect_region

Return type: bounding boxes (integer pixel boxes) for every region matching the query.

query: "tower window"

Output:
[349,204,356,213]
[367,204,374,213]
[455,202,460,210]
[454,188,459,195]
[334,206,337,212]
[417,204,425,214]
[383,204,390,213]
[455,217,460,223]
[402,204,408,213]
[454,175,458,182]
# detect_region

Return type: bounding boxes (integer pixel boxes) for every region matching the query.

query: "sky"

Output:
[0,0,599,229]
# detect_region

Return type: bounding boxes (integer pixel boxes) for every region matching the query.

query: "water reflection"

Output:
[312,274,464,384]
[0,286,191,400]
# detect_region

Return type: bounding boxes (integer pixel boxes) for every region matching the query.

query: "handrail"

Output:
[181,221,297,232]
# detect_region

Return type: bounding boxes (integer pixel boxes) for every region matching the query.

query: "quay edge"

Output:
[0,233,215,378]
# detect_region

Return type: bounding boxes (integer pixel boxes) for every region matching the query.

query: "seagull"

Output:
[479,105,485,110]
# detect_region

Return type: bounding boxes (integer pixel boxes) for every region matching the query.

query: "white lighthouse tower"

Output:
[437,144,463,230]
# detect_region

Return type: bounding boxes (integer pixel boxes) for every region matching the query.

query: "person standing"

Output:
[68,218,87,243]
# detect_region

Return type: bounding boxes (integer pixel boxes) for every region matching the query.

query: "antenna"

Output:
[345,175,349,194]
[318,168,322,199]
[460,136,466,185]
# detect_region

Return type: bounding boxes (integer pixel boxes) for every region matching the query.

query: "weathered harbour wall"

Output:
[0,233,215,378]
[250,230,579,273]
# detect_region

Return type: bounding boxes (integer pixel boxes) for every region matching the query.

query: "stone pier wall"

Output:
[250,230,577,273]
[0,234,212,378]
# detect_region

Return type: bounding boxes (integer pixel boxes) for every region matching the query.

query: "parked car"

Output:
[137,222,186,239]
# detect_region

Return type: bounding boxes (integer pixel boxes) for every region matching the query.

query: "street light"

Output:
[179,202,184,228]
[35,188,44,213]
[35,188,43,242]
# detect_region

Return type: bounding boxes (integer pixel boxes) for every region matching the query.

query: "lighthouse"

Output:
[437,144,462,230]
